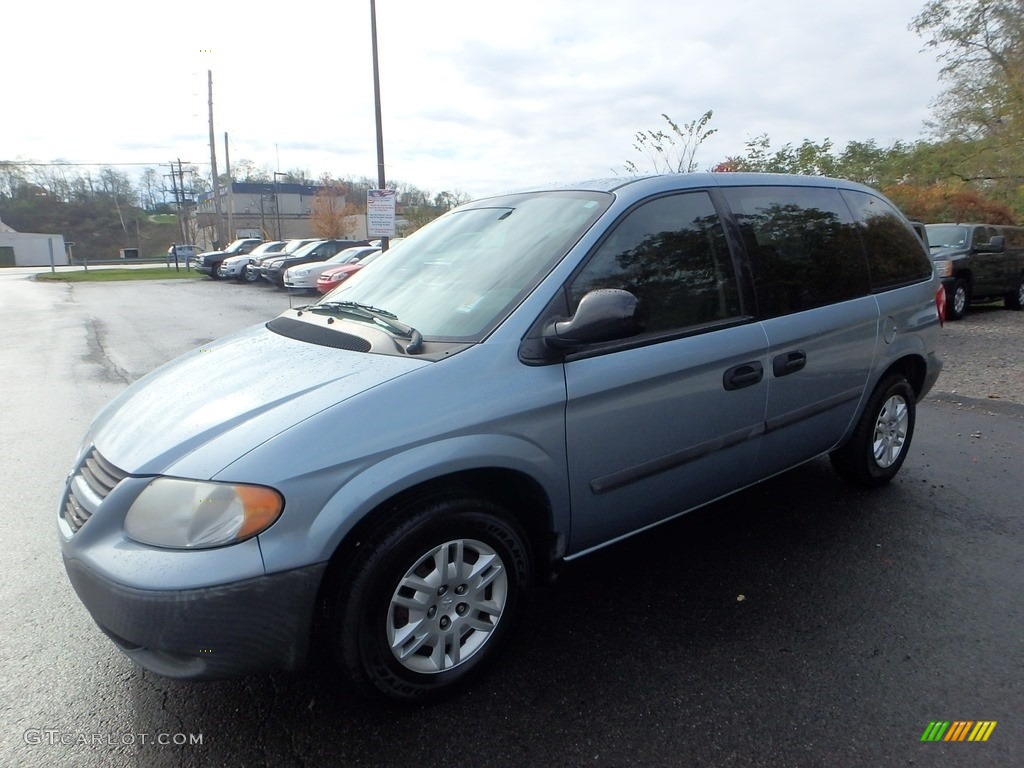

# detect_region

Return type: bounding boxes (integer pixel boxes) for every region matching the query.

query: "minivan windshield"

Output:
[926,224,969,249]
[320,191,611,340]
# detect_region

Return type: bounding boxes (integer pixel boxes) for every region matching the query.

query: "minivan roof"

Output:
[501,172,877,197]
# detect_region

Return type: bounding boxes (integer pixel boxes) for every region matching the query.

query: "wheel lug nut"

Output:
[437,585,448,596]
[456,603,468,615]
[455,584,467,595]
[427,606,437,619]
[439,616,451,629]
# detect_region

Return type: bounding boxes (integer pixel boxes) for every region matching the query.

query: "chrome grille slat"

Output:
[64,491,89,529]
[81,459,118,495]
[63,447,127,534]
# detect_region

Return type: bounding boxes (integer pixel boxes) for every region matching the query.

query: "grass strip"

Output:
[36,269,205,283]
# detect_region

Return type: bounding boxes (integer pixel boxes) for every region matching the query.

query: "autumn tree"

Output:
[310,175,358,238]
[882,182,1017,223]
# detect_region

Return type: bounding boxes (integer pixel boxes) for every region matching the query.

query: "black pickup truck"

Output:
[925,223,1024,320]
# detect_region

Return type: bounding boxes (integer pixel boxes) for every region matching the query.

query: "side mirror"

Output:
[977,235,1005,253]
[544,289,645,349]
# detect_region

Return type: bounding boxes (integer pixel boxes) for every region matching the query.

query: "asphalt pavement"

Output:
[1,272,1020,767]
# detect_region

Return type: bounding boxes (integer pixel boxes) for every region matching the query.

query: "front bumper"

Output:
[284,276,316,289]
[264,269,286,285]
[63,555,327,679]
[220,262,247,278]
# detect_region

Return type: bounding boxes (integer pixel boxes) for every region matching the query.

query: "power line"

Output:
[1,160,210,168]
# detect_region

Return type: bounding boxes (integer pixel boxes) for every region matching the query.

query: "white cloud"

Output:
[3,0,944,198]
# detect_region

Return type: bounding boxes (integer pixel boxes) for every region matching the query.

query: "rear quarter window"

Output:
[841,190,933,291]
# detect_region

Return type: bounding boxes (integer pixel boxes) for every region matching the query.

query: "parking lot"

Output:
[1,272,1021,767]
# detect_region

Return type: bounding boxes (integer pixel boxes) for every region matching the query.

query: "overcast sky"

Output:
[4,0,947,200]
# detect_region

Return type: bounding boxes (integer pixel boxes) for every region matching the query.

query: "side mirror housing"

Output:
[976,235,1005,253]
[544,289,645,349]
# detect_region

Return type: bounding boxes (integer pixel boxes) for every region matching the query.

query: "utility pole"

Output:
[208,70,225,248]
[177,159,192,258]
[224,131,234,241]
[167,162,186,244]
[370,0,389,252]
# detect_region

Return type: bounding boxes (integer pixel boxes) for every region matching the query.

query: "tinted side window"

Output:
[974,226,997,247]
[1006,227,1024,248]
[723,186,869,317]
[568,192,740,334]
[840,190,933,290]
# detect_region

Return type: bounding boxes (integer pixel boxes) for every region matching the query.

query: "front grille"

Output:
[63,448,127,533]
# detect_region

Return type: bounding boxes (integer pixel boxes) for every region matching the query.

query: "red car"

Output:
[316,249,381,293]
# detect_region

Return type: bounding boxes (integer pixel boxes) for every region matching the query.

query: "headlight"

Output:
[125,478,283,549]
[934,260,953,278]
[294,269,307,277]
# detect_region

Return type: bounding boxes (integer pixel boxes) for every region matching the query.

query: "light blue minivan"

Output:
[60,174,943,701]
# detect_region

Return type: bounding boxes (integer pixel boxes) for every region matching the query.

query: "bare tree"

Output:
[624,110,717,174]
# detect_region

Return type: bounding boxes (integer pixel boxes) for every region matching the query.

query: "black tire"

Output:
[946,279,969,320]
[244,264,260,283]
[1005,276,1024,311]
[331,496,532,702]
[830,374,916,487]
[208,263,222,280]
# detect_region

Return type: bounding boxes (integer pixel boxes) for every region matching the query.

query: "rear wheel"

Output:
[331,496,532,702]
[1005,276,1024,310]
[946,279,969,320]
[830,374,916,487]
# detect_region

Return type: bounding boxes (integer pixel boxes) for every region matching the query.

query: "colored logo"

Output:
[921,721,997,742]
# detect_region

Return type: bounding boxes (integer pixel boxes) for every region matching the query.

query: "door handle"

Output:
[723,361,764,391]
[772,350,807,377]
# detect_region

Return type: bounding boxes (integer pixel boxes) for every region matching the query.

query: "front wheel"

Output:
[830,374,916,487]
[1005,276,1024,311]
[946,279,969,320]
[331,496,532,702]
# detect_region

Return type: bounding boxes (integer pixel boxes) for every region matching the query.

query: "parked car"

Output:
[283,246,379,290]
[192,238,262,279]
[260,239,369,287]
[59,173,942,703]
[314,240,403,293]
[241,239,319,283]
[316,249,382,293]
[219,241,287,280]
[167,244,200,264]
[925,223,1024,320]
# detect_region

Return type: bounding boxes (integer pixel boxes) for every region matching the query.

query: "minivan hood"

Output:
[89,323,426,478]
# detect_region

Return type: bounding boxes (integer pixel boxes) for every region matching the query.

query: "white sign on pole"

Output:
[367,189,397,237]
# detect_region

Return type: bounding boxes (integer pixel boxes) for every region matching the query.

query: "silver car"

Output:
[219,240,287,280]
[283,245,379,290]
[59,174,942,702]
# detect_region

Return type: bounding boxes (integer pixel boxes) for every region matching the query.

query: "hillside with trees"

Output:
[0,160,467,261]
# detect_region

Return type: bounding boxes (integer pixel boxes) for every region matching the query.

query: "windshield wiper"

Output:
[306,301,423,354]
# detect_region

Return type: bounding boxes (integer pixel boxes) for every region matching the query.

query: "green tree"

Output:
[911,0,1024,210]
[714,135,838,176]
